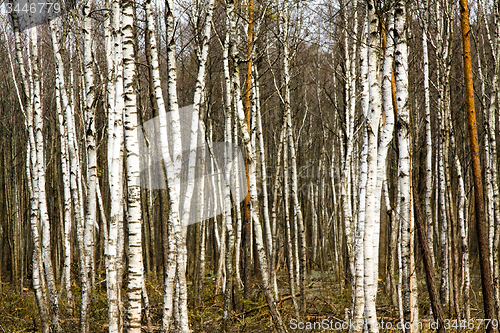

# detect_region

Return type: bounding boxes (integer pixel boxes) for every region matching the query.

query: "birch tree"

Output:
[394,0,413,330]
[352,13,369,331]
[339,0,356,282]
[363,1,383,331]
[81,0,97,330]
[160,0,190,330]
[30,23,64,333]
[106,0,125,329]
[422,0,434,273]
[122,0,144,330]
[282,0,307,314]
[49,17,73,311]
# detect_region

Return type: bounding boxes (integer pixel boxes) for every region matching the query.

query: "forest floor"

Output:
[0,270,488,332]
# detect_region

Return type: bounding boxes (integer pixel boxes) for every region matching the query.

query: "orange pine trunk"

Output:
[243,0,254,302]
[459,0,497,330]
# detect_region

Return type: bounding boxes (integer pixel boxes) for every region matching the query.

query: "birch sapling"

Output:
[29,24,63,333]
[280,0,307,313]
[394,0,412,329]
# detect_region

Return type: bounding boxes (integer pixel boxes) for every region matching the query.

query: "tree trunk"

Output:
[459,0,498,330]
[29,24,63,333]
[413,185,445,333]
[363,1,383,331]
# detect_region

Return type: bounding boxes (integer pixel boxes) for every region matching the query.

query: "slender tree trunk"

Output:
[281,0,306,314]
[452,132,470,320]
[339,0,355,283]
[413,185,445,333]
[162,0,189,331]
[363,1,383,331]
[81,0,97,330]
[195,135,207,306]
[459,1,498,330]
[352,14,369,330]
[236,58,288,333]
[27,145,51,333]
[394,0,413,330]
[253,66,276,298]
[223,112,235,327]
[29,24,63,333]
[283,122,298,316]
[481,1,500,312]
[242,0,254,304]
[422,0,435,273]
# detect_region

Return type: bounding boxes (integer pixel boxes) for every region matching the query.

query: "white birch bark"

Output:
[65,42,86,279]
[80,0,97,330]
[161,0,189,330]
[394,1,412,330]
[479,43,496,272]
[48,14,74,311]
[352,16,369,331]
[450,127,470,320]
[476,36,499,313]
[29,24,63,333]
[271,126,285,297]
[144,0,179,329]
[220,5,235,318]
[492,0,500,316]
[253,67,277,297]
[434,0,455,309]
[311,184,318,263]
[28,153,50,333]
[221,1,244,291]
[212,130,225,291]
[339,0,355,280]
[370,13,395,316]
[482,1,500,309]
[281,0,306,313]
[223,108,235,324]
[55,73,73,305]
[438,142,449,307]
[196,133,207,305]
[410,194,418,332]
[422,0,435,271]
[363,1,383,331]
[283,121,298,315]
[353,129,368,331]
[122,0,144,330]
[106,0,125,329]
[175,0,215,326]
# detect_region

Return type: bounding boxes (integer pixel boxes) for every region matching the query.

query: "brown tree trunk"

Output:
[459,0,498,330]
[243,0,254,305]
[413,184,444,333]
